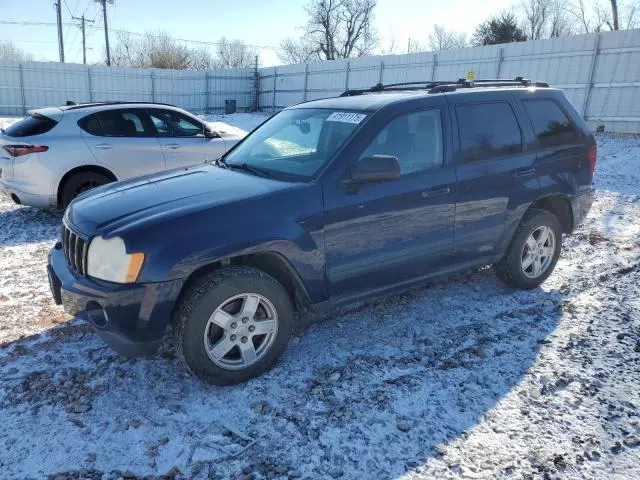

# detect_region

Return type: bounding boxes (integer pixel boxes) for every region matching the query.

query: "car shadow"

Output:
[0,204,61,247]
[0,269,568,479]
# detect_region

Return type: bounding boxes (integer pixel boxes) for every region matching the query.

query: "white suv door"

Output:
[147,108,227,169]
[79,108,165,179]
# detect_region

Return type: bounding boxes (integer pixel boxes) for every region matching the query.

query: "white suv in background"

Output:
[0,102,247,208]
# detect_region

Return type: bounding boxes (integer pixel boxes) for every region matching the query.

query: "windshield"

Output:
[223,108,367,180]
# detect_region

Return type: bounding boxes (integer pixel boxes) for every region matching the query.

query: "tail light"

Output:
[587,144,597,183]
[2,145,49,158]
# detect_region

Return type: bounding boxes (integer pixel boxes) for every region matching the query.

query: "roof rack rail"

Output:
[340,77,549,96]
[64,101,178,110]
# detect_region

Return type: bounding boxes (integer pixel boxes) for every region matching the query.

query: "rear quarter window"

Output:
[523,99,579,148]
[3,114,58,137]
[78,113,104,136]
[456,102,523,163]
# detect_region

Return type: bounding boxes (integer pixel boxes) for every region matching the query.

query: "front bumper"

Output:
[48,242,184,356]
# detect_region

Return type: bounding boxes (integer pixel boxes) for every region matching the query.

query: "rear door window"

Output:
[81,109,154,137]
[4,114,58,137]
[456,102,523,163]
[523,99,579,148]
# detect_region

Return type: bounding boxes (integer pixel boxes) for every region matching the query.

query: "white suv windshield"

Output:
[223,108,367,181]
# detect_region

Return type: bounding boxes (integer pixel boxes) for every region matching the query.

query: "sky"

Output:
[1,0,518,66]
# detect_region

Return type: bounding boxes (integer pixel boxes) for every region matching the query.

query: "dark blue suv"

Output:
[48,78,596,385]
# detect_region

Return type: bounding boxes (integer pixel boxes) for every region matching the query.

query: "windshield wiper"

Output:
[225,162,272,178]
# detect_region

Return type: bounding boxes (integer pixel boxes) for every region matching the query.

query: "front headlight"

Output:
[87,236,145,283]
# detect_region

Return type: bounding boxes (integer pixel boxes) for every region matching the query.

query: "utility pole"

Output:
[95,0,113,66]
[72,15,95,64]
[54,1,65,62]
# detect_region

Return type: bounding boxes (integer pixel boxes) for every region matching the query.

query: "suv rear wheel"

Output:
[494,209,562,289]
[60,171,112,208]
[173,267,293,385]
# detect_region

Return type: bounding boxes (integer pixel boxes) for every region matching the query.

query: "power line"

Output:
[0,20,278,50]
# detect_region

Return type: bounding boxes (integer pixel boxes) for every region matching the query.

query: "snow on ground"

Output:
[0,114,639,479]
[202,112,270,136]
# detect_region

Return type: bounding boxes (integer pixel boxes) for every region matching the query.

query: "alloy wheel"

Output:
[521,225,556,279]
[203,293,279,370]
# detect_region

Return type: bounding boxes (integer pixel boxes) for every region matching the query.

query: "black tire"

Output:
[173,266,294,386]
[494,208,563,290]
[60,171,112,209]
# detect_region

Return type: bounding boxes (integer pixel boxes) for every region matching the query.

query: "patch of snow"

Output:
[200,112,270,134]
[0,122,639,479]
[0,116,21,131]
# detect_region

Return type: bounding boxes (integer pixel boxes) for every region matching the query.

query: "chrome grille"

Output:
[62,223,88,276]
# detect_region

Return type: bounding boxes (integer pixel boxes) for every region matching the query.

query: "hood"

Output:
[67,164,296,235]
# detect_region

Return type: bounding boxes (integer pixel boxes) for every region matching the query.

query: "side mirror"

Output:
[205,129,220,139]
[350,155,401,183]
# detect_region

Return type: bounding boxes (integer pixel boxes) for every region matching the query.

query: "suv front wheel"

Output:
[173,267,293,385]
[494,209,562,289]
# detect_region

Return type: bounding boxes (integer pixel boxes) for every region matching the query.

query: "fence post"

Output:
[430,54,437,81]
[345,60,350,92]
[272,67,277,112]
[18,63,26,115]
[303,63,309,101]
[87,67,93,102]
[204,72,210,114]
[151,71,156,103]
[582,33,601,118]
[379,60,384,84]
[495,47,504,78]
[252,55,260,111]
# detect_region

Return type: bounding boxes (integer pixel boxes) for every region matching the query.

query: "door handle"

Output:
[94,143,112,150]
[513,167,536,178]
[421,186,451,198]
[164,144,181,149]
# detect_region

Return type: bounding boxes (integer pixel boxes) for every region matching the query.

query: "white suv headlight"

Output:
[87,236,145,283]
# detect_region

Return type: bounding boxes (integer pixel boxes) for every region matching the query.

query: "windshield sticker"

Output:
[326,112,367,124]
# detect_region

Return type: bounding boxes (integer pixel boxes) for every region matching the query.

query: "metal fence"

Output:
[259,29,640,133]
[0,62,255,116]
[1,29,639,132]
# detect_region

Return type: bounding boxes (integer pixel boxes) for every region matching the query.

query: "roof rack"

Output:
[63,101,178,110]
[340,77,549,97]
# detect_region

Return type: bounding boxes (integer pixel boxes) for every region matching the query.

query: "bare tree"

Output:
[215,38,255,68]
[109,32,255,70]
[568,0,639,32]
[278,37,317,64]
[520,0,550,39]
[110,31,197,69]
[428,25,468,51]
[0,41,34,62]
[380,37,398,55]
[549,0,575,37]
[407,39,427,53]
[304,0,378,60]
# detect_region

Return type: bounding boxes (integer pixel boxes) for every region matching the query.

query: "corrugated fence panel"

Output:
[0,62,23,115]
[22,62,90,109]
[2,30,640,131]
[307,60,349,101]
[587,29,640,125]
[0,61,252,115]
[207,68,253,113]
